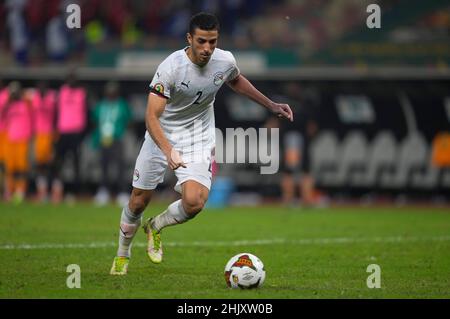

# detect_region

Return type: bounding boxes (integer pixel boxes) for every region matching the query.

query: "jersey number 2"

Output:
[193,91,203,104]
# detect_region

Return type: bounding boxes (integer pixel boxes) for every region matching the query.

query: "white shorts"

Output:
[132,136,213,193]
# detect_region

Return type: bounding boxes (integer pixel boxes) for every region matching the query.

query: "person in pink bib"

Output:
[31,81,56,202]
[2,82,33,203]
[0,80,9,199]
[50,73,87,203]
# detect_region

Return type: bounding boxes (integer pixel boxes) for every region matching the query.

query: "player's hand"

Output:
[166,148,187,170]
[270,102,294,122]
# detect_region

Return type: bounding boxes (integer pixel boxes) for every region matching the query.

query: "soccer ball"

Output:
[224,253,266,289]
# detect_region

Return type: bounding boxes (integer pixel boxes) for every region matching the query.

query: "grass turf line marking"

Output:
[1,235,450,250]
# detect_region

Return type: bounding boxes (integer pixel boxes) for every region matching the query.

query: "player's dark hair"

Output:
[189,12,220,35]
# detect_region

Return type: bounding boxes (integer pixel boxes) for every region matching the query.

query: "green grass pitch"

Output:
[0,202,449,298]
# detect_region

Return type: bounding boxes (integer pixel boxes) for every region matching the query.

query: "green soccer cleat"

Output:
[110,256,130,275]
[143,218,163,264]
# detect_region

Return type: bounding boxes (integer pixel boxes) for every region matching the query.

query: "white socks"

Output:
[152,199,192,233]
[116,199,191,257]
[117,205,143,257]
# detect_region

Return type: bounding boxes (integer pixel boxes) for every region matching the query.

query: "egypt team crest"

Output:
[133,169,140,182]
[213,72,224,86]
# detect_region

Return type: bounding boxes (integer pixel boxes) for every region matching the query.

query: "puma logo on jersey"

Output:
[181,81,190,89]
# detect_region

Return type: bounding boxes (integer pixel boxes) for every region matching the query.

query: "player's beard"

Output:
[194,49,211,66]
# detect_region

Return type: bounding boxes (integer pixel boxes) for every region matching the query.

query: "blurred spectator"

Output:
[280,126,303,205]
[45,3,69,62]
[6,0,29,65]
[136,0,166,35]
[2,82,33,203]
[272,82,321,207]
[91,81,132,206]
[30,81,57,202]
[103,0,130,36]
[1,0,449,66]
[288,83,321,207]
[278,121,320,207]
[299,119,319,206]
[51,72,87,203]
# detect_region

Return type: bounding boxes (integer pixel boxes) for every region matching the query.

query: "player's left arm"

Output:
[227,74,293,122]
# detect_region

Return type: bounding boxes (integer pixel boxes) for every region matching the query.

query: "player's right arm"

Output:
[145,92,186,170]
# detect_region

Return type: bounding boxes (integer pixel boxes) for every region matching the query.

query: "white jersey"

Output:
[147,47,240,157]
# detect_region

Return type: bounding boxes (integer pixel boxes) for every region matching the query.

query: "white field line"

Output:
[1,235,450,250]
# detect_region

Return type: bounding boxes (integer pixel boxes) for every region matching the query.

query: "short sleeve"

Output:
[149,63,172,99]
[226,52,240,82]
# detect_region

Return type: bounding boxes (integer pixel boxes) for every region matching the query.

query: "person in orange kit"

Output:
[2,82,33,203]
[0,80,9,200]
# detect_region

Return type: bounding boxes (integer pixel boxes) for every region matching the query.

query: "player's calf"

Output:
[117,204,143,258]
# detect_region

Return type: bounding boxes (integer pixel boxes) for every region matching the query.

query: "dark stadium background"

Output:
[1,0,450,301]
[1,0,449,204]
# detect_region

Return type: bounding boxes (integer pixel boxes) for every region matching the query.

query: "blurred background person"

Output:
[51,72,87,203]
[2,81,33,203]
[31,81,56,202]
[0,80,9,200]
[279,117,319,207]
[91,81,132,206]
[300,119,319,206]
[281,127,303,206]
[292,83,321,207]
[5,0,28,65]
[274,82,321,207]
[0,0,448,206]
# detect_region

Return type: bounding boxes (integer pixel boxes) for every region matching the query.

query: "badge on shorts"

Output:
[133,169,140,182]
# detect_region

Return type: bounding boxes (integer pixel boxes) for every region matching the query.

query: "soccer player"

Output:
[110,12,293,275]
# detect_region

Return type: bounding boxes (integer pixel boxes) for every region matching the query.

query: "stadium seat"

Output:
[359,131,397,188]
[333,131,368,187]
[440,169,450,188]
[381,132,428,189]
[310,131,339,186]
[411,136,439,189]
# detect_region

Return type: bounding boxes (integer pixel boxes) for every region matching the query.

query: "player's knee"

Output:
[182,195,206,216]
[129,189,152,214]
